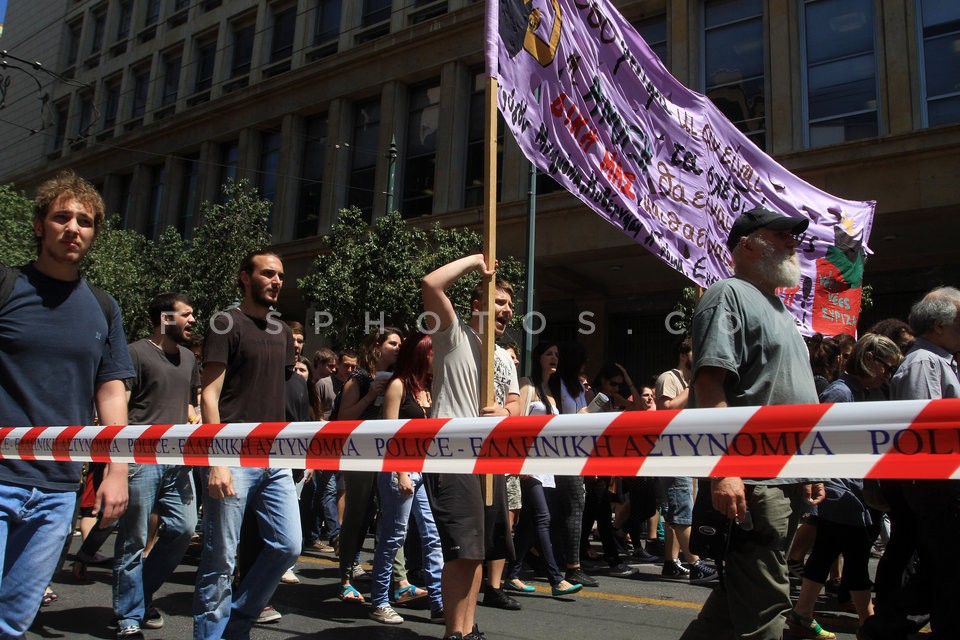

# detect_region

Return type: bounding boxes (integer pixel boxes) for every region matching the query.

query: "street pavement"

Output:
[29,534,864,639]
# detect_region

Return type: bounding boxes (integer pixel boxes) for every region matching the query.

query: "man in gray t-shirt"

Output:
[680,207,825,640]
[114,293,200,637]
[422,254,520,640]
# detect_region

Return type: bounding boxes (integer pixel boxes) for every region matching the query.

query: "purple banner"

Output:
[488,0,876,335]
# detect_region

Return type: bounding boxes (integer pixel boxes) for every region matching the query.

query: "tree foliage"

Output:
[298,207,525,351]
[182,179,272,328]
[0,184,37,267]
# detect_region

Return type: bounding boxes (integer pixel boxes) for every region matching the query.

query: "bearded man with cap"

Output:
[679,207,827,640]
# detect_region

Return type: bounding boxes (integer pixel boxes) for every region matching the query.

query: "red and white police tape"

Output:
[2,399,959,479]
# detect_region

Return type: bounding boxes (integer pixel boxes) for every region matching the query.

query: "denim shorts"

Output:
[659,477,694,525]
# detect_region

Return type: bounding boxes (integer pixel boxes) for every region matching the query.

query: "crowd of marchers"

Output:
[1,171,958,640]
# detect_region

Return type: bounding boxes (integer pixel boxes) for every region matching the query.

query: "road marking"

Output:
[298,554,704,611]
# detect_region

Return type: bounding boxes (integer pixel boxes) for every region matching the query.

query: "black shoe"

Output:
[660,559,691,581]
[631,546,660,563]
[607,562,638,577]
[482,584,521,610]
[565,567,599,587]
[444,634,464,640]
[688,560,719,584]
[465,624,486,640]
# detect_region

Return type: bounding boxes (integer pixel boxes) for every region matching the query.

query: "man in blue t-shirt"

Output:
[0,170,134,637]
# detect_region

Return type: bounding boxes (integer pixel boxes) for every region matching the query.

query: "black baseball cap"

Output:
[726,206,809,251]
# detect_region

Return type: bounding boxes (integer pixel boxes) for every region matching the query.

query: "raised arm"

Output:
[422,254,493,332]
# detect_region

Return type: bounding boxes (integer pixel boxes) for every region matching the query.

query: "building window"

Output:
[219,140,240,202]
[117,174,134,228]
[362,0,390,28]
[174,0,190,11]
[178,155,200,237]
[802,0,878,147]
[131,67,150,118]
[147,165,166,240]
[918,1,960,127]
[704,0,765,149]
[464,71,503,208]
[78,93,94,137]
[53,100,69,151]
[259,129,282,227]
[349,98,381,221]
[633,15,667,66]
[271,5,297,62]
[103,78,121,129]
[162,52,182,105]
[90,8,107,55]
[232,23,256,77]
[144,0,161,27]
[314,0,341,44]
[194,38,217,92]
[298,114,327,238]
[402,82,440,217]
[66,20,83,67]
[117,2,133,41]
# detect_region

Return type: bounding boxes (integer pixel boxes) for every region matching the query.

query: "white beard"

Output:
[754,235,801,288]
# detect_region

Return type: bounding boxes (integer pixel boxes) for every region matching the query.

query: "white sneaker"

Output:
[369,605,404,625]
[255,606,282,624]
[281,569,300,584]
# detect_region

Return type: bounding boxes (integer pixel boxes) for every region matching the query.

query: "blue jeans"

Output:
[319,471,340,542]
[192,467,301,640]
[371,472,443,611]
[113,464,197,630]
[300,470,339,544]
[0,484,76,639]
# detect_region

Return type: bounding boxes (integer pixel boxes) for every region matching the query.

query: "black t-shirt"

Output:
[204,309,293,422]
[285,373,310,422]
[126,339,200,424]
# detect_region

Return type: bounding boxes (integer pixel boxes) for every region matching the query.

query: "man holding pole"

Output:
[422,254,521,640]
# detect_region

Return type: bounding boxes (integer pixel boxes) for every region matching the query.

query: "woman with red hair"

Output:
[368,333,445,625]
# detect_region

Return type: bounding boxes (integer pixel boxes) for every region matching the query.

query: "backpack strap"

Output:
[0,263,19,310]
[86,282,115,357]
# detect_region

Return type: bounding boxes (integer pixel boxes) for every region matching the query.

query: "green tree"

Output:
[0,184,37,266]
[299,208,525,350]
[184,179,272,332]
[83,217,158,339]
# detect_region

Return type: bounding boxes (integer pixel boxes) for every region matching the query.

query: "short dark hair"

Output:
[471,278,515,306]
[286,320,305,337]
[314,347,337,363]
[236,250,280,292]
[339,349,358,361]
[148,292,192,328]
[677,336,692,356]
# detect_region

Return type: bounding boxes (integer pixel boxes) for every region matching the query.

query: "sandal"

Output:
[786,610,835,639]
[41,587,58,607]
[339,583,364,603]
[393,584,428,603]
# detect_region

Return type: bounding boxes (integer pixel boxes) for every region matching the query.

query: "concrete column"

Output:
[321,98,351,231]
[435,61,470,213]
[879,0,916,134]
[768,0,797,154]
[273,113,304,241]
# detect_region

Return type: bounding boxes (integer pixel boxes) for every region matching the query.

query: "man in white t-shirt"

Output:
[422,254,521,640]
[654,337,717,584]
